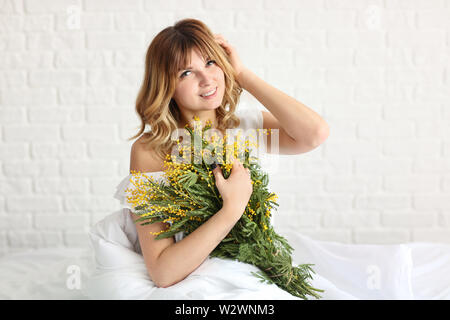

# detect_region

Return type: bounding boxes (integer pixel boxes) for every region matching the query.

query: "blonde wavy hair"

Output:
[128,18,243,161]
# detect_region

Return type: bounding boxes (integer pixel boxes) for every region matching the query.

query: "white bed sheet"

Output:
[0,227,449,300]
[0,247,93,300]
[281,229,450,300]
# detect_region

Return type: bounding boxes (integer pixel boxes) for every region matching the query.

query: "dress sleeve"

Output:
[113,175,135,212]
[235,106,264,130]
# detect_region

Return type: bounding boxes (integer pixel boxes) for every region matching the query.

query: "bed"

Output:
[1,211,449,300]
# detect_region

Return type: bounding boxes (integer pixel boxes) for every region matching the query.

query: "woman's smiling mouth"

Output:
[200,87,217,99]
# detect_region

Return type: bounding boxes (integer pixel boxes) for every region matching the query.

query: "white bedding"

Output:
[0,247,93,300]
[1,210,449,300]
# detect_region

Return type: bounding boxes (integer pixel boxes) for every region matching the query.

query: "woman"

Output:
[86,18,330,300]
[85,18,445,301]
[128,18,329,289]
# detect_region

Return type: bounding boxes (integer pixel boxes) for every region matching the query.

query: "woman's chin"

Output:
[203,102,221,110]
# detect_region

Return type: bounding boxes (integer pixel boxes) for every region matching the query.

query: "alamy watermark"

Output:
[364,4,384,31]
[66,5,81,30]
[366,264,381,290]
[169,119,280,173]
[66,264,81,290]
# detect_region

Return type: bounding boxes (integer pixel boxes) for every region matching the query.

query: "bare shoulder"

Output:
[130,135,166,173]
[129,135,174,287]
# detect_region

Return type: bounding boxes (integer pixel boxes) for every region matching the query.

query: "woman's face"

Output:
[172,48,225,120]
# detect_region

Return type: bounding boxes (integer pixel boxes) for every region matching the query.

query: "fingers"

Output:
[233,158,250,175]
[214,33,226,42]
[211,164,223,181]
[214,34,230,49]
[233,158,243,168]
[229,159,243,174]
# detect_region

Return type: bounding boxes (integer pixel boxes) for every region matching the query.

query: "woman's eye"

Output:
[180,60,216,78]
[180,70,190,78]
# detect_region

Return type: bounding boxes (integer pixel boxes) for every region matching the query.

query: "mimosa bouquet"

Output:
[127,117,324,299]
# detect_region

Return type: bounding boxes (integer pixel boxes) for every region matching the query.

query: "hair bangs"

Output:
[171,41,218,79]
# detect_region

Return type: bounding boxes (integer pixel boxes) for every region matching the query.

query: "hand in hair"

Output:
[214,33,248,87]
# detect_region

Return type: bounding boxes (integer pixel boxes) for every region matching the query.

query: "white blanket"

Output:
[84,209,300,300]
[83,209,450,300]
[0,208,448,300]
[0,247,93,300]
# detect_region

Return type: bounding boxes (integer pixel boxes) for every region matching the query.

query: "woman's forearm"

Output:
[238,68,329,145]
[154,204,242,288]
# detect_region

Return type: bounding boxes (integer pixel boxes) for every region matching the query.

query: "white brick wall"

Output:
[0,0,449,256]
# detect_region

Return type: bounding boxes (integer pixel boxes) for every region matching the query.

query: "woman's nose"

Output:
[197,69,215,84]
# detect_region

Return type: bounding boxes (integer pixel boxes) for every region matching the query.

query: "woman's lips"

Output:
[200,87,217,99]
